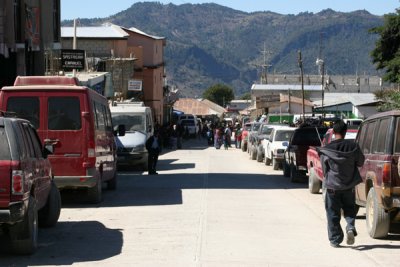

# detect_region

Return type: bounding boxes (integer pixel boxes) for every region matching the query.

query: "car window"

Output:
[48,97,81,130]
[275,130,294,141]
[358,121,376,154]
[261,126,273,135]
[394,118,400,154]
[7,97,40,129]
[112,114,145,132]
[252,123,261,131]
[26,124,43,158]
[372,118,390,154]
[0,127,11,160]
[19,123,35,158]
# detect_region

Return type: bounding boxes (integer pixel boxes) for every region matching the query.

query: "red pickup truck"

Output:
[306,128,358,194]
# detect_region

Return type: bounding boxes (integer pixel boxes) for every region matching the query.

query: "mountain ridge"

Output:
[61,2,384,97]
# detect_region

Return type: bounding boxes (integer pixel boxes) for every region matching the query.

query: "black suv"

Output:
[0,113,61,254]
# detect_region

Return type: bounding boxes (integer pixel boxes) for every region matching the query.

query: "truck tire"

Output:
[290,165,300,183]
[107,172,117,190]
[272,155,280,170]
[366,187,390,238]
[308,167,321,194]
[283,160,290,177]
[9,196,38,255]
[38,181,61,227]
[241,141,247,152]
[87,177,103,204]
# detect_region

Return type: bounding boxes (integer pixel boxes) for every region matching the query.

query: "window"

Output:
[394,118,400,154]
[372,118,390,154]
[359,121,376,154]
[275,130,294,142]
[20,123,35,158]
[0,127,11,160]
[7,97,40,129]
[48,97,81,130]
[94,102,105,130]
[26,125,43,158]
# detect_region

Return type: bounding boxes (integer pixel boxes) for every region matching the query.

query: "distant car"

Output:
[241,122,252,152]
[247,122,262,157]
[0,113,61,254]
[264,127,296,170]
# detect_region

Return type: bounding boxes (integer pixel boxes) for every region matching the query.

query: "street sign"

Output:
[128,79,142,91]
[61,49,85,70]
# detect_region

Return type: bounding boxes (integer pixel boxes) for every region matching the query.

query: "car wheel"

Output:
[251,146,257,160]
[283,160,290,177]
[256,147,263,162]
[38,181,61,227]
[265,154,272,165]
[308,167,321,194]
[366,187,390,238]
[107,171,117,190]
[272,155,279,170]
[9,196,38,255]
[290,165,300,183]
[87,176,103,204]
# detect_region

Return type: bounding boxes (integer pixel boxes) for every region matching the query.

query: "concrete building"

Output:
[61,24,168,125]
[0,0,61,87]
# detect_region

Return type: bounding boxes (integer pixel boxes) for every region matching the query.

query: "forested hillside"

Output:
[62,2,384,97]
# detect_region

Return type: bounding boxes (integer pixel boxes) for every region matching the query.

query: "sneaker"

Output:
[330,242,340,248]
[346,230,355,245]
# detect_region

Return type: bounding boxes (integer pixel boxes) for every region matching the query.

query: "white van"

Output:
[110,102,153,170]
[178,114,199,136]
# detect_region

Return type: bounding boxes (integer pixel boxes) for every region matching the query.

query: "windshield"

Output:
[261,126,273,135]
[275,130,294,141]
[112,114,145,132]
[181,120,195,126]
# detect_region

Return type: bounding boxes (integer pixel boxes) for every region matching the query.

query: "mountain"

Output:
[62,3,384,97]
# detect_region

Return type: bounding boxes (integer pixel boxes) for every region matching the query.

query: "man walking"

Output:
[317,120,365,247]
[145,130,161,175]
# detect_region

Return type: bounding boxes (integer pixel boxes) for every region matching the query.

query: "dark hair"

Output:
[333,119,347,136]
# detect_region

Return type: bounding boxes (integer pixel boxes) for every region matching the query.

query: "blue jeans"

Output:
[325,188,357,245]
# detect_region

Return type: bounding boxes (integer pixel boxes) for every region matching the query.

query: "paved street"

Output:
[1,138,400,266]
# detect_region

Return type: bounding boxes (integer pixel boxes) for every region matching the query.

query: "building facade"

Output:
[0,0,61,87]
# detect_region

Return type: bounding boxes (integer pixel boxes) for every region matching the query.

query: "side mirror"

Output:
[114,124,126,136]
[43,144,54,158]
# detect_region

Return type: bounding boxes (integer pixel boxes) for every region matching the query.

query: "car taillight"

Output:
[12,170,24,195]
[382,162,391,184]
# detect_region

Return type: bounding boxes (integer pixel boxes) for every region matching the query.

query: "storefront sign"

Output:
[128,80,142,91]
[61,49,85,70]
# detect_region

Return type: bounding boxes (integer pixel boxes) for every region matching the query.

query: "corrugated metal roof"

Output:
[128,26,165,40]
[61,24,129,38]
[251,84,322,91]
[312,93,379,107]
[173,98,224,116]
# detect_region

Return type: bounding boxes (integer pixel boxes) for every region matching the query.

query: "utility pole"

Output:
[316,32,325,118]
[260,42,272,84]
[298,50,305,120]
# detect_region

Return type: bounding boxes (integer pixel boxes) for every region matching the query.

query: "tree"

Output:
[202,84,234,107]
[370,9,400,83]
[240,92,251,100]
[374,88,400,111]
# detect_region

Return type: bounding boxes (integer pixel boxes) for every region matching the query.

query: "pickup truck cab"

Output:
[283,126,328,182]
[307,128,358,194]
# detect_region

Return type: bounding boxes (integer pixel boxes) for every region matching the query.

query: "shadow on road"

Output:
[0,221,122,265]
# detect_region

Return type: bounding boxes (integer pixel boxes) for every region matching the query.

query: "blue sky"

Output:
[61,0,399,20]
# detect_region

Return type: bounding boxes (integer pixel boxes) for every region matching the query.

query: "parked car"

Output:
[178,114,199,136]
[110,102,154,170]
[252,123,274,161]
[307,128,358,194]
[0,112,61,254]
[240,122,252,152]
[0,76,123,203]
[247,121,262,156]
[264,127,296,170]
[354,110,400,238]
[283,126,328,182]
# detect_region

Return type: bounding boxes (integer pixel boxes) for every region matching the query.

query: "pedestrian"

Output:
[145,130,161,175]
[317,119,365,248]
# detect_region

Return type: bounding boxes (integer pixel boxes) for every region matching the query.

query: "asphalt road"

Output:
[1,138,400,266]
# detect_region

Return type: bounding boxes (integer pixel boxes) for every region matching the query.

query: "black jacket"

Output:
[317,139,365,190]
[145,135,160,154]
